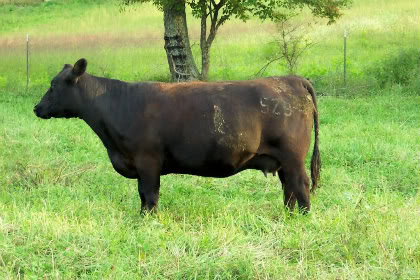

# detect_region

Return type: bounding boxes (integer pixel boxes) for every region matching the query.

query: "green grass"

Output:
[0,0,419,278]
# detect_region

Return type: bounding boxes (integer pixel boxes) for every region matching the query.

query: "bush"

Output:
[369,48,420,89]
[309,48,420,97]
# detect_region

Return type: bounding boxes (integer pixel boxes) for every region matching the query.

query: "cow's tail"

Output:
[303,78,321,192]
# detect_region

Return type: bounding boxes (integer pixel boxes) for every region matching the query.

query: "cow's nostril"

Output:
[34,105,40,116]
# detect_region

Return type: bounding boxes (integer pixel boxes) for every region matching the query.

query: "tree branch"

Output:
[200,0,207,53]
[255,57,284,77]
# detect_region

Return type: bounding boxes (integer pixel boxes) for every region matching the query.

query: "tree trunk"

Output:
[199,5,209,81]
[200,46,210,81]
[163,1,199,82]
[198,0,224,81]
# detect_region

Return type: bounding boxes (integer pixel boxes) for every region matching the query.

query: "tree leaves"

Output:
[122,0,351,23]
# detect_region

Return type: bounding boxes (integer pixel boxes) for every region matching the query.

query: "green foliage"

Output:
[368,48,420,89]
[123,0,352,22]
[123,0,350,81]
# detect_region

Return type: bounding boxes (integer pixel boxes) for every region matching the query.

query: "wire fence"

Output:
[21,29,417,98]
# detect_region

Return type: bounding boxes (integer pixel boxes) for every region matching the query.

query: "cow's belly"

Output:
[162,145,281,178]
[162,154,281,178]
[161,159,239,177]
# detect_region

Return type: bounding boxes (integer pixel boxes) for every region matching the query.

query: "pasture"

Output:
[0,0,419,278]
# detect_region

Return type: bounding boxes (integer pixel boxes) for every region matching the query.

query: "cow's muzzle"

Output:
[33,104,51,119]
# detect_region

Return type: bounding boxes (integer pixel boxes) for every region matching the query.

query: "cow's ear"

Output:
[63,64,72,70]
[72,58,87,77]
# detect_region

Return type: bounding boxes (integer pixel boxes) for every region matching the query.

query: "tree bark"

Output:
[163,1,199,82]
[198,0,226,81]
[199,2,209,81]
[200,46,210,81]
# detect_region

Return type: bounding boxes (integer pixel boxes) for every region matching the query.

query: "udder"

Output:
[239,154,281,174]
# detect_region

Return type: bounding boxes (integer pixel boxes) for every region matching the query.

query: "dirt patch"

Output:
[0,21,274,51]
[0,31,164,51]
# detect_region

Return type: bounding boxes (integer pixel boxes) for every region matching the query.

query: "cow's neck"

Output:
[78,75,140,151]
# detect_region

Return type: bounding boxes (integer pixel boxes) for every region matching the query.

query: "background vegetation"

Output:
[0,0,419,278]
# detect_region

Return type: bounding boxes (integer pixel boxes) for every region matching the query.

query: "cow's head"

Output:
[34,58,88,119]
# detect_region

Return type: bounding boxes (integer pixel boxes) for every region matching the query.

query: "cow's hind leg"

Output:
[278,169,296,211]
[281,163,310,213]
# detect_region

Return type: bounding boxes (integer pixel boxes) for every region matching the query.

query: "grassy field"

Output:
[0,0,419,279]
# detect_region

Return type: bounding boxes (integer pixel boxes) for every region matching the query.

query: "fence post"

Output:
[26,34,30,92]
[343,30,347,88]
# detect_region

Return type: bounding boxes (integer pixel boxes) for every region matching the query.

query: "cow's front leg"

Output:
[136,157,161,213]
[137,177,160,212]
[137,173,160,212]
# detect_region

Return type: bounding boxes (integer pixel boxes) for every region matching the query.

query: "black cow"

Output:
[34,58,320,213]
